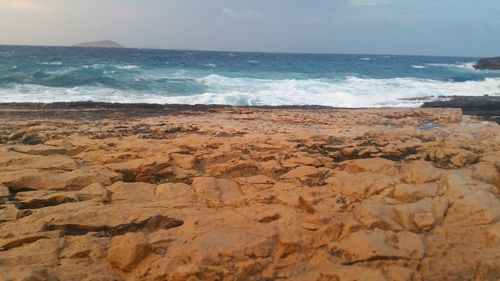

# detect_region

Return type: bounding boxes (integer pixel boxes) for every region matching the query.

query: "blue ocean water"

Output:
[0,45,499,107]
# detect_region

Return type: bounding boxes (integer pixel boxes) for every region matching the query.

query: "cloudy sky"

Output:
[1,0,499,56]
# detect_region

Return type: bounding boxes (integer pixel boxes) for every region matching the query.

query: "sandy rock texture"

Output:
[0,106,499,281]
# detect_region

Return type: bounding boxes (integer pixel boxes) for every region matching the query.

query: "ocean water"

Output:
[0,45,499,107]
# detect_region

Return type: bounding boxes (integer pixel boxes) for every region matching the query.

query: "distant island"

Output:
[72,40,124,48]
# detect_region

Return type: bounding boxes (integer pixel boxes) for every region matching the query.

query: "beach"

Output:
[1,103,499,280]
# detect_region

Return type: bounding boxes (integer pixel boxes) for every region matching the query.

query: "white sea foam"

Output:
[412,65,425,69]
[82,64,139,70]
[41,62,63,66]
[204,63,218,68]
[114,65,139,70]
[82,64,105,69]
[360,58,371,61]
[460,62,476,70]
[425,62,479,70]
[1,75,499,107]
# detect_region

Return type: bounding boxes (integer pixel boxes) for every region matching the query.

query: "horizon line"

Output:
[0,43,484,59]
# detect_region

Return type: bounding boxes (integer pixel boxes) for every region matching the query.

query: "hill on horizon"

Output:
[72,40,124,48]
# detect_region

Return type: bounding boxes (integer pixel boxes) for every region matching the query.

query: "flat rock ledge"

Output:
[0,106,499,281]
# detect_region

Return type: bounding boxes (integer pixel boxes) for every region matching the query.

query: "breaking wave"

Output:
[1,74,498,107]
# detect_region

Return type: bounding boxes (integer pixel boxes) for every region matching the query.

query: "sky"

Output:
[0,0,499,57]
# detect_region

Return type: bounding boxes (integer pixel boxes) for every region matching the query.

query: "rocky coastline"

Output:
[0,102,499,280]
[422,95,500,124]
[474,57,500,70]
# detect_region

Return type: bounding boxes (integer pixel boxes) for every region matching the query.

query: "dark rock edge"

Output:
[0,96,498,124]
[474,57,500,70]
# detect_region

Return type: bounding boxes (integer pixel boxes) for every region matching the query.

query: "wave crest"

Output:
[1,75,498,107]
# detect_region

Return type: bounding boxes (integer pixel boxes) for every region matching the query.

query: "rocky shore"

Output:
[422,96,500,124]
[474,57,500,70]
[0,104,499,280]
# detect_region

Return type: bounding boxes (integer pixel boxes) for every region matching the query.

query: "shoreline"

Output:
[0,95,499,123]
[422,95,500,124]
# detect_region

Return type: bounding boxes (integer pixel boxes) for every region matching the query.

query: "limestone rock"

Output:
[0,106,498,280]
[170,153,195,170]
[445,191,500,226]
[0,151,78,171]
[355,198,447,232]
[107,232,151,272]
[191,177,221,201]
[1,166,120,191]
[425,148,479,168]
[15,191,79,210]
[154,183,194,204]
[302,222,321,231]
[0,184,10,197]
[327,171,398,200]
[0,231,62,251]
[392,183,437,203]
[0,238,64,267]
[9,144,70,156]
[472,163,500,189]
[77,182,111,202]
[384,265,420,281]
[281,165,318,179]
[343,158,398,176]
[191,177,242,202]
[217,179,243,201]
[106,157,169,183]
[439,173,497,203]
[354,200,402,231]
[400,161,442,184]
[1,268,59,281]
[328,230,425,263]
[291,264,388,281]
[282,152,322,167]
[485,223,500,244]
[0,204,18,222]
[108,182,155,203]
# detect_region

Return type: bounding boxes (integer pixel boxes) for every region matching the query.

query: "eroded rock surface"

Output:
[0,107,499,280]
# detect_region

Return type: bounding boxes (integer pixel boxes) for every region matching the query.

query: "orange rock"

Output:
[191,177,242,202]
[445,191,500,226]
[400,161,443,184]
[107,232,151,272]
[291,264,387,281]
[343,158,399,175]
[191,177,222,201]
[0,184,9,197]
[108,182,155,203]
[0,107,498,280]
[472,163,500,189]
[0,204,18,222]
[281,165,318,179]
[154,183,194,204]
[392,183,437,203]
[329,229,425,263]
[170,153,196,170]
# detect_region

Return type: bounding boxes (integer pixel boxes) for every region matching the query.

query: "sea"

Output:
[1,45,499,107]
